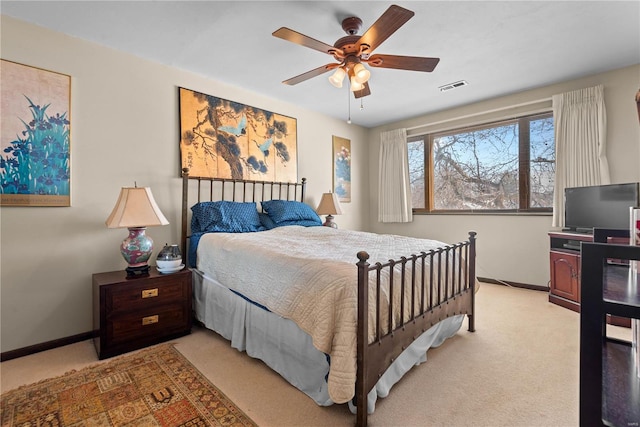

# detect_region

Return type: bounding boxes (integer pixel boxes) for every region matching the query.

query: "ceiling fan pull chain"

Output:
[347,87,352,124]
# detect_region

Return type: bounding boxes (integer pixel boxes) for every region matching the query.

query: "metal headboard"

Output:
[180,167,307,263]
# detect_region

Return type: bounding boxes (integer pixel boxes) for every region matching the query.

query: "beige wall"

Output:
[0,16,369,352]
[367,64,640,287]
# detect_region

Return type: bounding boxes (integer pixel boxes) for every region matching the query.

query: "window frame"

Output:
[410,112,554,214]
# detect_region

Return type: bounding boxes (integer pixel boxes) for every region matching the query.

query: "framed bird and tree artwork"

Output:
[0,60,71,207]
[178,87,297,182]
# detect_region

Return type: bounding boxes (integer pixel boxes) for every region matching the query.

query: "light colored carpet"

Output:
[1,283,631,426]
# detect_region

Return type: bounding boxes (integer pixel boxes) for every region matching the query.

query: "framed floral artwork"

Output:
[179,87,298,182]
[332,136,351,202]
[0,60,71,207]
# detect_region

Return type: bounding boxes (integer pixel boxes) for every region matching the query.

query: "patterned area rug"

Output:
[1,343,257,426]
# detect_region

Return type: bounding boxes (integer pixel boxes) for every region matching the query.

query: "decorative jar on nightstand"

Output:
[156,243,184,273]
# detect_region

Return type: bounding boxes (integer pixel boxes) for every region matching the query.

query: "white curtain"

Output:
[378,128,413,223]
[552,84,610,227]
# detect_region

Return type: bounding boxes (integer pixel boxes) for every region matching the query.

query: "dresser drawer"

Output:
[107,304,190,346]
[105,276,189,313]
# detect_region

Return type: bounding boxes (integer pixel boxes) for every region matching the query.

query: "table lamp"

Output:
[316,192,342,228]
[105,185,169,278]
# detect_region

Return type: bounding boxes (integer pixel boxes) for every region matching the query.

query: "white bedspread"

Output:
[196,226,460,404]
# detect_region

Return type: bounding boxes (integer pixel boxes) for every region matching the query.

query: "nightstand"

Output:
[93,267,192,359]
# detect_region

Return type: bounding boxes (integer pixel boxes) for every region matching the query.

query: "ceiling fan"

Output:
[272,4,440,99]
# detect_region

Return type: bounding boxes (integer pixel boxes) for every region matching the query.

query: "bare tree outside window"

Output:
[408,139,425,209]
[408,113,554,212]
[529,116,555,208]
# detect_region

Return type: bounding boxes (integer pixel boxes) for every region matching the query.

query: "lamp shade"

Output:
[352,63,371,84]
[328,67,346,88]
[105,187,169,228]
[349,76,364,92]
[316,192,343,215]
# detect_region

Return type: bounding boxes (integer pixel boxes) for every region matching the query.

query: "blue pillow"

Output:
[191,201,264,233]
[258,212,277,230]
[261,199,322,226]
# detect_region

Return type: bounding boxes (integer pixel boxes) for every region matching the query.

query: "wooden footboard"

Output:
[355,232,477,427]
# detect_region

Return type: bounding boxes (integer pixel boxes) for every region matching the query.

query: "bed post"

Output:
[356,251,370,427]
[181,168,189,265]
[300,177,307,202]
[467,231,477,332]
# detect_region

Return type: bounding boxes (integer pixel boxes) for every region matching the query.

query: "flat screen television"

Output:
[564,182,640,233]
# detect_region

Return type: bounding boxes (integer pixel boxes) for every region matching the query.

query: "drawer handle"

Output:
[142,288,158,298]
[142,315,159,325]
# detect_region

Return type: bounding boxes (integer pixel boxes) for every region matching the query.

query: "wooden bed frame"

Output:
[180,168,477,427]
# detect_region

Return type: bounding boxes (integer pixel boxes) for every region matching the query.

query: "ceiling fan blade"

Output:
[367,54,440,72]
[357,5,414,54]
[282,64,337,85]
[273,27,340,55]
[353,82,371,99]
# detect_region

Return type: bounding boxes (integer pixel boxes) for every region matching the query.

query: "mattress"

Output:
[197,226,460,403]
[193,226,466,406]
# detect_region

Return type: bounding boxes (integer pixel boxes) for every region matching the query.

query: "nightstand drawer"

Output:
[107,304,190,345]
[106,277,189,313]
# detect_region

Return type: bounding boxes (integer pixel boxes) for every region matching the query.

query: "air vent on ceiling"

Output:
[439,80,468,92]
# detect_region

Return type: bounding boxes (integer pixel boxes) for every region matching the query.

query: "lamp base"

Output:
[121,227,154,278]
[126,265,150,279]
[323,215,338,228]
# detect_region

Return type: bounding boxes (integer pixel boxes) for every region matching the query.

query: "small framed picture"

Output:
[332,136,351,203]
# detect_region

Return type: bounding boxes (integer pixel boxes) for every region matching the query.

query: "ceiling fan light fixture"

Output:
[328,67,346,88]
[352,63,370,84]
[350,76,364,92]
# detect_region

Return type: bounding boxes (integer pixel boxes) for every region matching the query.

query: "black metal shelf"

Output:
[580,242,639,427]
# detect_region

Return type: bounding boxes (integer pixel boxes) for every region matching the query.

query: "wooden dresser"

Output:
[549,231,590,310]
[549,230,630,327]
[93,267,192,359]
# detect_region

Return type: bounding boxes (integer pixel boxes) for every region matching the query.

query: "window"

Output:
[408,113,554,212]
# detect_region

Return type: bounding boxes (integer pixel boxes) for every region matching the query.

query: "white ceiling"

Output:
[2,1,639,128]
